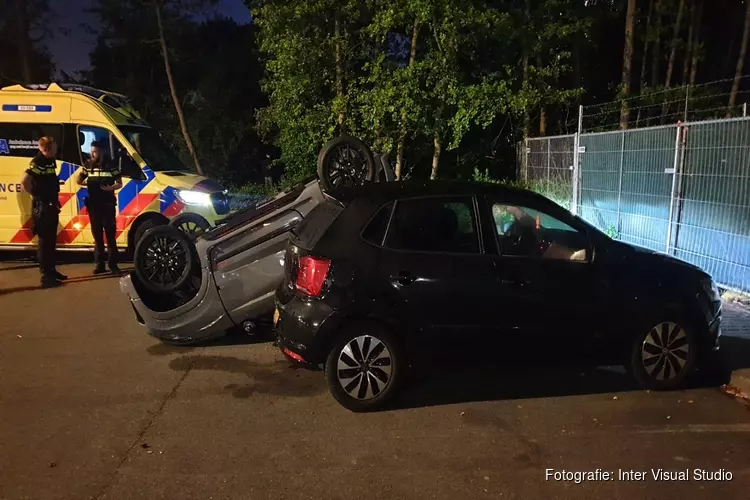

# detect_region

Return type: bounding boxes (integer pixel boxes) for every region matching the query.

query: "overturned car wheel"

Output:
[134,225,197,294]
[317,135,375,192]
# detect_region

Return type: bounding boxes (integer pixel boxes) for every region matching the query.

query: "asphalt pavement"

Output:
[1,255,749,500]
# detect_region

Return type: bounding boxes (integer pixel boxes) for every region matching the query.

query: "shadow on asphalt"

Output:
[386,337,745,410]
[0,272,127,296]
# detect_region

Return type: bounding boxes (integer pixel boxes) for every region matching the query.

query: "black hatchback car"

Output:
[274,181,722,412]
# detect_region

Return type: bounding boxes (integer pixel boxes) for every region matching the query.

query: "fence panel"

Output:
[521,118,750,293]
[577,131,625,240]
[619,126,678,253]
[674,120,750,292]
[524,135,575,209]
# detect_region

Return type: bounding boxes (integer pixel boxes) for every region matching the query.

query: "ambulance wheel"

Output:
[134,225,197,294]
[170,213,210,240]
[317,135,375,192]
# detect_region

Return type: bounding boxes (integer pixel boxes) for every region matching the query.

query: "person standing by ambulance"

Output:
[76,141,123,275]
[20,136,67,288]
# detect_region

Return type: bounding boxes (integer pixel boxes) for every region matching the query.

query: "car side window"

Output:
[385,197,479,254]
[492,203,588,261]
[361,202,394,246]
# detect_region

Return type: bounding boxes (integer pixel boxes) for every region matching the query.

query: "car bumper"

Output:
[274,289,338,365]
[119,269,234,344]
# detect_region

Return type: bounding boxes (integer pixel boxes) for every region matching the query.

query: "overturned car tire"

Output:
[317,135,375,192]
[134,225,197,294]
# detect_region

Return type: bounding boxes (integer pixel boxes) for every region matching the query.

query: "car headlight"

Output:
[176,189,212,206]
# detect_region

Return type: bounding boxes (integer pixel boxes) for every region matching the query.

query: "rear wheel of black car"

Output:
[134,225,197,294]
[629,318,697,390]
[317,135,375,192]
[325,324,404,412]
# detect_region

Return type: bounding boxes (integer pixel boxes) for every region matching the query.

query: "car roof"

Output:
[329,180,552,206]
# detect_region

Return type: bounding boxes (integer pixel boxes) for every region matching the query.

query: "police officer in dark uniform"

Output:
[20,136,67,288]
[76,141,123,275]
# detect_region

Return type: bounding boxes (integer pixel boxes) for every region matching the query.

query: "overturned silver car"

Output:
[120,136,394,344]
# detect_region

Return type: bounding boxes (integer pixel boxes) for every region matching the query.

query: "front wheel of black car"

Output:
[325,325,404,412]
[629,318,697,390]
[317,135,375,192]
[134,225,197,294]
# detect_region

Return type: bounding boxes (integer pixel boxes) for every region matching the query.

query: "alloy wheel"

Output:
[336,335,393,400]
[142,235,189,287]
[641,322,690,381]
[327,145,369,188]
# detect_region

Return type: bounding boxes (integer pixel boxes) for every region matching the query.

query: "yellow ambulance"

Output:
[0,82,229,252]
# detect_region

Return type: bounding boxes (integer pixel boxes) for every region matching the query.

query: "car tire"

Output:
[169,213,211,240]
[324,324,404,412]
[628,317,697,390]
[131,218,166,253]
[317,135,375,192]
[134,225,197,294]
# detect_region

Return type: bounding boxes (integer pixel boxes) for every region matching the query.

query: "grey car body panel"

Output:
[119,268,233,343]
[120,180,325,342]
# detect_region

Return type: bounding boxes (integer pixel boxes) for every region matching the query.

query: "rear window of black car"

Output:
[291,200,344,250]
[384,197,479,254]
[361,202,394,246]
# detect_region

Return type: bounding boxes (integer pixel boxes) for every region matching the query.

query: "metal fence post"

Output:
[616,131,625,237]
[524,137,529,182]
[571,104,583,215]
[665,125,682,253]
[546,137,551,193]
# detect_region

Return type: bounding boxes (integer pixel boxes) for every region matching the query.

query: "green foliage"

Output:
[471,167,573,211]
[251,0,588,181]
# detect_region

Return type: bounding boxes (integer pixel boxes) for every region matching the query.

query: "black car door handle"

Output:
[59,180,65,185]
[394,270,417,286]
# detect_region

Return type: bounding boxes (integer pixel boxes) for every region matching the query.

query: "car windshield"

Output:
[118,125,189,172]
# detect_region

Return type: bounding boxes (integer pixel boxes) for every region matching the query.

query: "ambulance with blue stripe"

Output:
[0,83,230,252]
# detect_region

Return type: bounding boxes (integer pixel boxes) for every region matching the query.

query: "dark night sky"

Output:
[46,0,252,77]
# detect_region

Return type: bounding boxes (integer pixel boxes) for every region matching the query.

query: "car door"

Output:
[378,195,496,343]
[486,197,599,346]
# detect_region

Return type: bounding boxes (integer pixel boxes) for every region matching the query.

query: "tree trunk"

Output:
[661,0,685,123]
[522,55,530,138]
[395,19,419,181]
[651,0,663,87]
[537,55,546,136]
[682,0,695,85]
[689,0,703,86]
[620,0,636,130]
[640,0,654,92]
[636,0,655,127]
[155,2,202,175]
[13,0,32,84]
[522,0,531,139]
[664,0,685,89]
[728,0,750,117]
[334,12,345,132]
[430,132,441,180]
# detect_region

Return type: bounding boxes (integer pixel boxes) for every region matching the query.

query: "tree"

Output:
[619,0,636,129]
[0,0,53,86]
[728,0,750,116]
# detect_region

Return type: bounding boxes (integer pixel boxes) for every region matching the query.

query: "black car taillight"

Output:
[295,256,331,297]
